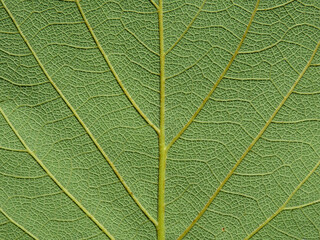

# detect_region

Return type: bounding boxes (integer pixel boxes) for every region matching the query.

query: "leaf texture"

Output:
[1,0,320,239]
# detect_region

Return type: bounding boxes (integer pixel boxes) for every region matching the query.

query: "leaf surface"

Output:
[1,0,320,239]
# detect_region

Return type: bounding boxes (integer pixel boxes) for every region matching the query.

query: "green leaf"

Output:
[1,0,320,239]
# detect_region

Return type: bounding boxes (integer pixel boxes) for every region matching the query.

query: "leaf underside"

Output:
[1,0,320,239]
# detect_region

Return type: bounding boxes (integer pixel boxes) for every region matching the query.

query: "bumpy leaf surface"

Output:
[1,0,320,239]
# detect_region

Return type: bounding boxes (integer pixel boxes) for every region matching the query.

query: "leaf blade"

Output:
[1,0,320,239]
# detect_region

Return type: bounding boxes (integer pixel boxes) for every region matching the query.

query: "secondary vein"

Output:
[245,40,320,239]
[0,207,39,240]
[75,0,160,135]
[178,38,320,240]
[0,108,114,239]
[149,0,159,10]
[175,1,261,238]
[165,0,207,56]
[246,154,320,239]
[2,0,157,227]
[166,0,260,153]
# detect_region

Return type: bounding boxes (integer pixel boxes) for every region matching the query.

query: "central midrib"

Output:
[157,0,166,239]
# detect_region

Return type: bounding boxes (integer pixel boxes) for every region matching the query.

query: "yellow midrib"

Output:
[157,0,166,239]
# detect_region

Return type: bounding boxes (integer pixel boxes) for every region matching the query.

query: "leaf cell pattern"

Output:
[1,0,320,239]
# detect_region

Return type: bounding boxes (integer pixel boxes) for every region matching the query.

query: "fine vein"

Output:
[0,207,39,240]
[178,39,320,239]
[75,0,160,135]
[2,0,157,227]
[167,0,260,152]
[157,0,166,239]
[0,108,114,240]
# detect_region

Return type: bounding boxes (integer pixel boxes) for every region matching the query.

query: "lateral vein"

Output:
[149,0,159,10]
[0,108,114,239]
[0,207,39,240]
[246,159,320,239]
[244,41,320,239]
[178,38,320,239]
[167,0,260,153]
[2,0,157,227]
[76,0,160,135]
[165,0,207,55]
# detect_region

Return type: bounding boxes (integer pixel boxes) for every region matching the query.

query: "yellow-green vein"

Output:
[166,0,260,153]
[246,159,320,239]
[157,0,166,239]
[283,199,320,210]
[0,146,27,152]
[149,0,159,10]
[1,0,157,227]
[0,207,39,240]
[243,42,320,239]
[75,0,160,135]
[165,0,207,55]
[0,108,114,240]
[178,39,320,240]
